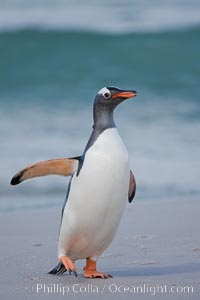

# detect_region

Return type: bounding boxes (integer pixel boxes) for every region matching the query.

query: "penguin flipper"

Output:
[128,170,136,203]
[10,157,80,185]
[48,262,67,275]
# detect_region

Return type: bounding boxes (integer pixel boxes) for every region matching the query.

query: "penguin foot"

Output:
[83,258,112,279]
[60,256,77,277]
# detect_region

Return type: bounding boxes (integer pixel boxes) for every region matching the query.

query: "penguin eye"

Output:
[103,92,111,99]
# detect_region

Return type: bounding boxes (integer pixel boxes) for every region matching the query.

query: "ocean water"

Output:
[0,0,200,212]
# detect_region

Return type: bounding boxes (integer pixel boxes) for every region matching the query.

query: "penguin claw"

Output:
[68,269,77,277]
[60,256,77,277]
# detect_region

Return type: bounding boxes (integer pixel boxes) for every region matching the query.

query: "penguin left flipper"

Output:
[128,170,136,203]
[10,157,80,186]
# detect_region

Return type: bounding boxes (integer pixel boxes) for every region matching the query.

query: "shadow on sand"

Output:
[111,263,200,278]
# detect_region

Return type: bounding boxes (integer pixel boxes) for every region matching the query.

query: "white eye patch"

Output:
[97,87,111,99]
[97,87,110,95]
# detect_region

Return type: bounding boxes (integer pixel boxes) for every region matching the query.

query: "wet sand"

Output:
[0,197,200,299]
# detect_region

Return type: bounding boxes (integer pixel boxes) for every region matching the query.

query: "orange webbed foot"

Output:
[83,258,112,279]
[60,256,77,277]
[83,270,112,279]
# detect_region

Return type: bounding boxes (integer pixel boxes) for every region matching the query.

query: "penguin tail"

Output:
[48,262,67,275]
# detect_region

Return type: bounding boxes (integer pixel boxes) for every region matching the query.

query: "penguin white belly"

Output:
[58,128,130,261]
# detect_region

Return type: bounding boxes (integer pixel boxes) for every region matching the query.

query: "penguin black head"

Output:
[95,86,137,110]
[93,86,137,129]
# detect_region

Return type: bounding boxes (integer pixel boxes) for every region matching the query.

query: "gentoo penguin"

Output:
[11,86,137,278]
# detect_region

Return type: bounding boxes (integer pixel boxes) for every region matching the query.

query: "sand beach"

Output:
[0,196,199,300]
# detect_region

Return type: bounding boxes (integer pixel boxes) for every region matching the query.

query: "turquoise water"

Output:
[1,28,200,101]
[0,1,200,211]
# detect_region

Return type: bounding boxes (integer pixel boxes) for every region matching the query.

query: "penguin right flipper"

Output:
[48,262,67,275]
[10,157,80,186]
[128,170,136,203]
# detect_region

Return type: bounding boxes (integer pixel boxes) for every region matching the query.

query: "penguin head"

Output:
[95,86,137,110]
[93,86,137,128]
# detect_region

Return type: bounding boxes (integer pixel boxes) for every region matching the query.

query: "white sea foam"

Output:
[0,0,200,32]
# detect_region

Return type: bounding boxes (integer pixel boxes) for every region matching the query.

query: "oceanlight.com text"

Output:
[34,283,194,296]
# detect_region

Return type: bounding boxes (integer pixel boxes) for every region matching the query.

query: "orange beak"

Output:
[112,91,137,99]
